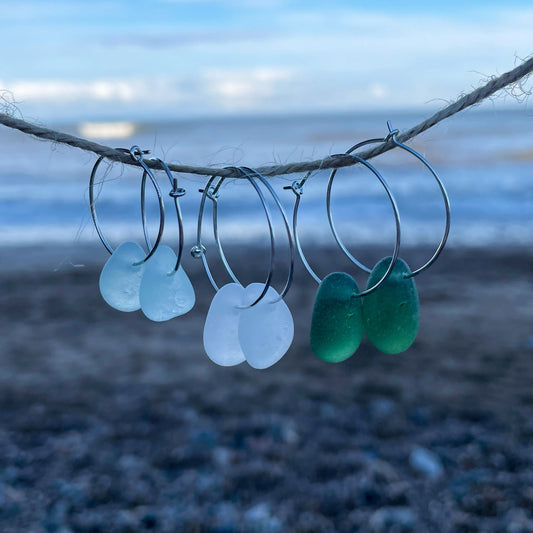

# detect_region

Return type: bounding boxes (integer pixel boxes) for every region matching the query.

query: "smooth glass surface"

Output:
[203,283,247,366]
[99,241,146,312]
[310,272,363,363]
[139,245,195,322]
[238,283,294,370]
[362,257,419,354]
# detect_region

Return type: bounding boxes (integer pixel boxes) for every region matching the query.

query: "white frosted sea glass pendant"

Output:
[99,241,146,312]
[238,283,294,369]
[139,245,195,322]
[203,283,247,366]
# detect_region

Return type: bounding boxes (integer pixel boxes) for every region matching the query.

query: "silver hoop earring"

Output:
[138,158,195,322]
[385,121,451,278]
[193,171,275,308]
[194,168,294,369]
[361,122,451,355]
[89,146,165,312]
[288,145,402,296]
[287,147,401,363]
[89,146,165,261]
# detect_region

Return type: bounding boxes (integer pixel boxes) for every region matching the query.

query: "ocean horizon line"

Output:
[43,104,531,130]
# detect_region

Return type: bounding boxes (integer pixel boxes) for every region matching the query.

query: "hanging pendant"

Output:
[99,241,146,312]
[310,272,363,362]
[362,257,419,354]
[139,245,195,321]
[203,283,247,367]
[238,283,294,370]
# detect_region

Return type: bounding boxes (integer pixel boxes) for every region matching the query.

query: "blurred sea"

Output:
[0,109,531,250]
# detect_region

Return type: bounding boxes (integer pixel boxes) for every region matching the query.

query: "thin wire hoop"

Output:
[88,146,165,263]
[237,167,294,302]
[141,157,186,273]
[288,142,402,297]
[385,121,451,278]
[192,168,276,308]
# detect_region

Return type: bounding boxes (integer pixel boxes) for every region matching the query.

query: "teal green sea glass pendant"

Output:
[310,272,363,363]
[362,257,419,354]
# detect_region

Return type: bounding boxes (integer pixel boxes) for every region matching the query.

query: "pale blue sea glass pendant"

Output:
[139,245,195,322]
[203,283,247,366]
[238,283,294,369]
[99,241,146,312]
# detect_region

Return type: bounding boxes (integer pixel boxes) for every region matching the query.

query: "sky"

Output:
[0,0,531,121]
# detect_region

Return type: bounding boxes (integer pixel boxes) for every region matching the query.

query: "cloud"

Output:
[202,67,294,109]
[1,5,531,119]
[3,80,151,103]
[0,68,297,117]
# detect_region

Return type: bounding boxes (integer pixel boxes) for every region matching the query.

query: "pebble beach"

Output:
[0,243,532,532]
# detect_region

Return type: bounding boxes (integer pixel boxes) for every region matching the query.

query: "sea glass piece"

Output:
[310,272,363,363]
[99,241,146,312]
[362,257,419,354]
[203,283,247,366]
[238,283,294,369]
[139,245,195,321]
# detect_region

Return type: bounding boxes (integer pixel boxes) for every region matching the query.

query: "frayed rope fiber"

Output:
[1,56,532,179]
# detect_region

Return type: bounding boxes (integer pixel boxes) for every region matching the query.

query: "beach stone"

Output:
[506,508,533,533]
[310,272,363,362]
[238,283,294,369]
[208,502,239,533]
[243,502,282,533]
[369,507,417,533]
[139,245,195,321]
[409,446,444,480]
[362,257,419,354]
[369,398,396,421]
[99,241,146,312]
[203,283,246,366]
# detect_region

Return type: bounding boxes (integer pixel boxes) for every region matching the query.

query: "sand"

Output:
[0,243,532,532]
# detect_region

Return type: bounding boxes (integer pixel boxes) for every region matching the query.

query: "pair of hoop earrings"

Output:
[89,146,195,321]
[192,167,295,369]
[90,153,295,369]
[288,123,450,361]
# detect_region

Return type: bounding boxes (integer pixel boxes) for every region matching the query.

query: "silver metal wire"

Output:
[140,157,186,273]
[89,146,165,263]
[385,121,451,278]
[288,142,402,297]
[285,177,321,283]
[192,168,276,308]
[239,167,295,303]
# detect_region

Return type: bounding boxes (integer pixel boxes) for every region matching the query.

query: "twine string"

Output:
[0,56,532,179]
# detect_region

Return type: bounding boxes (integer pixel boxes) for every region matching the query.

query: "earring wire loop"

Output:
[193,168,276,308]
[89,146,165,263]
[326,137,401,276]
[385,121,451,278]
[238,167,295,303]
[289,138,402,297]
[286,177,321,284]
[140,157,186,273]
